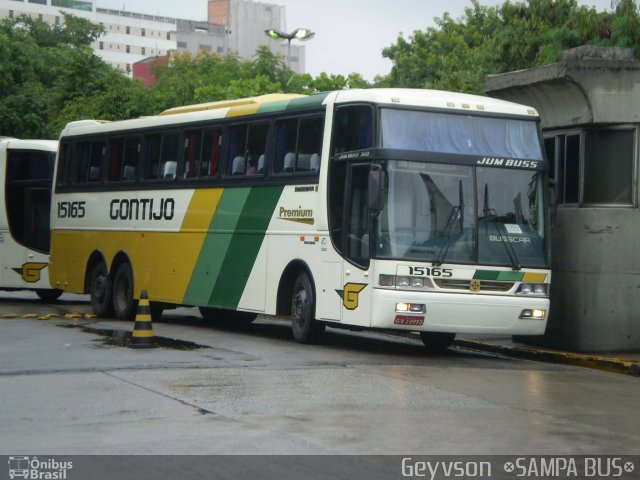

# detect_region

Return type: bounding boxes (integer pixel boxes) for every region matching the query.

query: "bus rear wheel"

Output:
[89,262,112,317]
[291,271,325,344]
[420,332,456,352]
[112,262,136,321]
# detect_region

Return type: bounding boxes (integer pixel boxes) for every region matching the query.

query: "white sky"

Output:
[98,0,615,80]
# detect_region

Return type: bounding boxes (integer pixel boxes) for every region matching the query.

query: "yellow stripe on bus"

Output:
[181,189,223,231]
[522,272,547,283]
[50,189,223,305]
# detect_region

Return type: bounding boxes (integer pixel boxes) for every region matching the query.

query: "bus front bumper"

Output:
[372,289,549,335]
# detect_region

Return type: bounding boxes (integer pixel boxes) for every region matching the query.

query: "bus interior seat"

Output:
[232,156,245,175]
[257,154,265,174]
[89,166,101,181]
[283,152,295,172]
[310,153,320,172]
[162,161,177,179]
[297,154,311,171]
[123,165,136,181]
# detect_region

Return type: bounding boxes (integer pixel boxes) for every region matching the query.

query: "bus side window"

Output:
[88,141,106,183]
[121,137,141,182]
[73,142,91,183]
[107,138,124,182]
[246,123,268,176]
[297,116,323,172]
[56,142,71,186]
[227,125,247,176]
[183,130,203,179]
[331,105,374,155]
[143,134,162,180]
[159,132,180,180]
[273,118,297,174]
[201,128,221,178]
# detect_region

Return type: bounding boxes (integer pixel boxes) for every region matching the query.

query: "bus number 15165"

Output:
[57,201,86,218]
[408,266,453,277]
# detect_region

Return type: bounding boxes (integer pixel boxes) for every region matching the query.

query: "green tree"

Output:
[0,13,138,138]
[380,0,639,94]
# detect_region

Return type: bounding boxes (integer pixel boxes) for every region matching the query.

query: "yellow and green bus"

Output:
[50,89,551,350]
[0,138,62,301]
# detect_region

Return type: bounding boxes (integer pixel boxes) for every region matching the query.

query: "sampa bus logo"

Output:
[336,283,367,310]
[12,263,48,283]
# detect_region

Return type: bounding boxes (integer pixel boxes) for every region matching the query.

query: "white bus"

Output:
[50,89,550,350]
[0,138,62,301]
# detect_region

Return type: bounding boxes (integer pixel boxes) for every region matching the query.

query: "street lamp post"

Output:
[264,28,315,69]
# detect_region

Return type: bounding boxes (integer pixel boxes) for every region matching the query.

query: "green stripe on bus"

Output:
[473,270,525,281]
[182,188,251,305]
[473,270,500,280]
[208,186,284,308]
[257,99,294,114]
[285,92,329,111]
[496,271,524,281]
[257,92,328,115]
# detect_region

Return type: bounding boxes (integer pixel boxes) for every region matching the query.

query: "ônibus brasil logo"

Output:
[8,456,73,479]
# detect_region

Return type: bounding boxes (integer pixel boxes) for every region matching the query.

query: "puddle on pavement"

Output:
[57,323,210,350]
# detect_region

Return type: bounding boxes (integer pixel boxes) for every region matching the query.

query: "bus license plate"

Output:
[394,315,424,326]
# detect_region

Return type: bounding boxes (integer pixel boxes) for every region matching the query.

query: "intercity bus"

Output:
[0,138,62,301]
[50,89,550,350]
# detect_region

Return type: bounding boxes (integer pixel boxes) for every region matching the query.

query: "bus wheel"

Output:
[112,262,136,321]
[291,271,325,344]
[89,262,112,317]
[420,332,455,352]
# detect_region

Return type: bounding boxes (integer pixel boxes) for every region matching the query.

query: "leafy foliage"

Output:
[0,13,112,138]
[379,0,640,94]
[7,0,638,139]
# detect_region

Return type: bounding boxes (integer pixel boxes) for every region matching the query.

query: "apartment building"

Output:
[0,0,304,75]
[0,0,176,74]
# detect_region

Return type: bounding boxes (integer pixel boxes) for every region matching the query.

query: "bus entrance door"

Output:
[340,162,373,327]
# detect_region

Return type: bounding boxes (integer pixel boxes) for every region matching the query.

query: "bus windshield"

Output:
[381,108,543,160]
[375,161,547,268]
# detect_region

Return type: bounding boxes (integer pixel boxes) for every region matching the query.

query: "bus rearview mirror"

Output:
[368,167,386,211]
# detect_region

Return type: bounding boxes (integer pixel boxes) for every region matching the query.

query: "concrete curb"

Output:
[454,338,640,377]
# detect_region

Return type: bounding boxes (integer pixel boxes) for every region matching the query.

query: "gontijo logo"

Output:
[12,263,48,283]
[8,456,73,479]
[336,283,367,310]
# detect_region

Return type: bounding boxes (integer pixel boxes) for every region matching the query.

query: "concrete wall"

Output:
[486,46,640,352]
[546,208,640,351]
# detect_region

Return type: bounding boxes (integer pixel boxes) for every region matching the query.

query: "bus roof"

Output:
[159,93,305,116]
[0,138,58,152]
[60,88,539,138]
[333,88,539,118]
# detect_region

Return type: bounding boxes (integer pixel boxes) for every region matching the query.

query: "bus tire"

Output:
[420,332,455,352]
[36,289,63,303]
[112,262,136,321]
[291,271,325,344]
[89,262,112,317]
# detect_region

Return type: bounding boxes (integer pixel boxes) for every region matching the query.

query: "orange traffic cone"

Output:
[129,290,156,348]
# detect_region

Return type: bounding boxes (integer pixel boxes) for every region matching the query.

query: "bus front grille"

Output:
[433,279,515,292]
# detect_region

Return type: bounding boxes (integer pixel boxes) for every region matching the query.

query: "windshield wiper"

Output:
[482,184,521,271]
[433,180,464,267]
